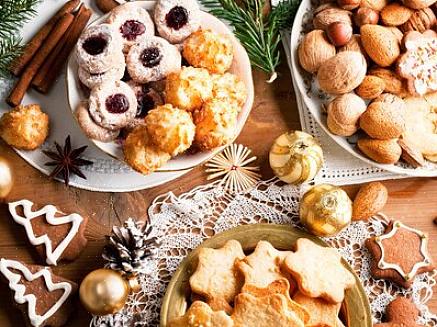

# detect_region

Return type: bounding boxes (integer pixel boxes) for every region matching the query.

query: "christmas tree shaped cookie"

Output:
[0,258,77,327]
[8,199,88,265]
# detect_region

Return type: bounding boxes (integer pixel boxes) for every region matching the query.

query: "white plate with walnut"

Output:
[291,0,437,176]
[67,0,254,175]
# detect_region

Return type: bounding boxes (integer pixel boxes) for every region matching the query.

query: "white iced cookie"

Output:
[76,24,123,74]
[88,80,137,130]
[78,52,125,89]
[154,0,201,44]
[145,104,195,156]
[75,101,120,142]
[106,2,155,52]
[126,36,181,83]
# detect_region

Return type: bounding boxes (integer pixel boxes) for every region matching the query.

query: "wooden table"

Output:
[0,57,436,326]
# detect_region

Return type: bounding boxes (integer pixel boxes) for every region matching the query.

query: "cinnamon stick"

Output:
[33,5,92,94]
[6,13,75,107]
[95,0,120,14]
[10,0,80,77]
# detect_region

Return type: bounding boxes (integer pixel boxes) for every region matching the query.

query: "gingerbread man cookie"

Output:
[374,297,425,327]
[398,30,437,96]
[366,220,434,288]
[8,200,88,266]
[0,258,77,327]
[283,238,356,303]
[167,301,233,327]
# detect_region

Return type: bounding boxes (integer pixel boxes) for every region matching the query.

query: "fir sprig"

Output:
[0,0,39,77]
[200,0,300,82]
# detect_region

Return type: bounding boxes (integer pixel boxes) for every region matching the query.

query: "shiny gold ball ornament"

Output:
[300,184,352,237]
[269,131,324,184]
[79,268,139,315]
[0,156,13,199]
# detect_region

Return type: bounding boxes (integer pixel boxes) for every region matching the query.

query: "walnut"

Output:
[360,0,387,11]
[317,51,367,95]
[298,30,336,73]
[400,7,436,32]
[313,5,352,30]
[339,35,368,58]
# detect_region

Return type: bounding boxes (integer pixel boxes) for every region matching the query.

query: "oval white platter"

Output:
[290,0,437,177]
[67,2,254,171]
[0,0,253,192]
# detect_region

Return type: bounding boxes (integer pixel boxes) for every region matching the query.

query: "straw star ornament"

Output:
[205,144,261,193]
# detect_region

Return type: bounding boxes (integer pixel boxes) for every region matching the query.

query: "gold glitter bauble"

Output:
[300,184,352,237]
[269,130,324,184]
[79,269,134,315]
[0,156,13,199]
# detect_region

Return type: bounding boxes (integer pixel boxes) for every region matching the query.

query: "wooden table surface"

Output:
[0,57,436,326]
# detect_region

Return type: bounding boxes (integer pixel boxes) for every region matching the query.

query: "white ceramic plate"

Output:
[290,0,437,177]
[67,2,254,171]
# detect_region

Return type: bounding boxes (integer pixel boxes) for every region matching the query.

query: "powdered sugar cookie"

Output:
[126,36,181,83]
[75,101,120,142]
[76,24,123,74]
[283,238,356,303]
[78,52,125,89]
[168,301,233,327]
[154,0,201,44]
[106,2,155,52]
[89,80,137,130]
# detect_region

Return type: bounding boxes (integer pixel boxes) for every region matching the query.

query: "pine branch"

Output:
[200,0,301,82]
[0,36,23,78]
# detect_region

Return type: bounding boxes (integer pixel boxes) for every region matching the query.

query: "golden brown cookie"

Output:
[189,240,245,312]
[374,297,425,327]
[232,293,304,327]
[236,240,291,289]
[293,292,341,327]
[366,220,434,288]
[168,301,233,327]
[283,238,356,303]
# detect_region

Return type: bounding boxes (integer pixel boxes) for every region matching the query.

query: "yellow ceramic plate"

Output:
[160,224,372,327]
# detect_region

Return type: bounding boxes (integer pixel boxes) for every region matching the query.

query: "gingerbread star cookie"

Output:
[293,292,341,327]
[283,238,356,303]
[374,297,425,327]
[365,220,434,288]
[236,240,291,290]
[232,293,304,327]
[0,258,77,327]
[189,240,245,312]
[167,301,234,327]
[8,199,88,266]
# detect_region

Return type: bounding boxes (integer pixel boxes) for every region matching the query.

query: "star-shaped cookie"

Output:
[374,297,425,327]
[236,240,291,289]
[189,240,245,312]
[167,301,233,327]
[232,293,304,327]
[365,220,434,288]
[293,292,341,327]
[283,238,356,303]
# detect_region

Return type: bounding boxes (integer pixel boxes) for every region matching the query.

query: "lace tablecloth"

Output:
[91,179,437,327]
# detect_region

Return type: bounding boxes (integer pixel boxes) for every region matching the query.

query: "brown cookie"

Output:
[168,301,233,327]
[366,220,435,288]
[293,292,341,327]
[374,297,425,327]
[8,199,88,266]
[0,258,77,327]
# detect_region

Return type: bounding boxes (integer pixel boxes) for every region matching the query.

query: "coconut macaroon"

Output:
[183,29,234,74]
[193,99,239,150]
[145,104,195,156]
[154,0,201,44]
[165,66,213,111]
[0,104,49,150]
[123,125,171,174]
[126,36,181,83]
[106,2,155,52]
[211,73,247,109]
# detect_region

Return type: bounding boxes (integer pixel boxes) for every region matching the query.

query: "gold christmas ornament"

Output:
[269,131,324,184]
[0,156,13,199]
[300,184,352,237]
[79,268,139,316]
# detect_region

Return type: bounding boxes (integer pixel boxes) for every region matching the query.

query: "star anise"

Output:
[42,135,93,186]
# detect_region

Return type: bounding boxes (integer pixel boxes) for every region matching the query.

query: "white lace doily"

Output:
[91,179,437,327]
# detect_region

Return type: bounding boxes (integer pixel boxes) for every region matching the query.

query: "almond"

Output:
[355,75,385,99]
[368,68,408,96]
[402,0,437,10]
[361,24,401,67]
[352,182,388,220]
[357,138,402,164]
[360,0,387,11]
[381,3,413,26]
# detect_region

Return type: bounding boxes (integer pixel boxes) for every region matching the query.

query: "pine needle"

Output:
[200,0,301,82]
[0,36,23,78]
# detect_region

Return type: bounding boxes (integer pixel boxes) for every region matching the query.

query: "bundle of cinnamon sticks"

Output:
[6,0,93,107]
